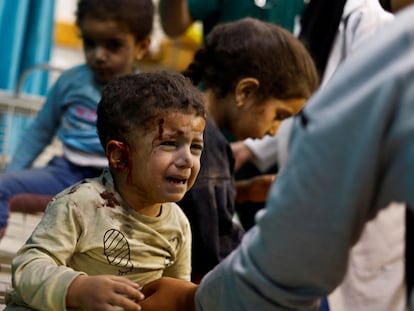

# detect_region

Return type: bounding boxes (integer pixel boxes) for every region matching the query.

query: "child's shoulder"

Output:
[52,175,107,206]
[58,64,92,82]
[52,64,95,91]
[162,202,190,223]
[48,64,101,104]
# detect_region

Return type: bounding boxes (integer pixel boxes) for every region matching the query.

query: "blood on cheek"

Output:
[116,141,134,185]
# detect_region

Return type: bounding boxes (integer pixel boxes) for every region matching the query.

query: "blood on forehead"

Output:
[158,118,164,140]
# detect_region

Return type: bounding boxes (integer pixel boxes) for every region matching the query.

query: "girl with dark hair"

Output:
[178,17,319,283]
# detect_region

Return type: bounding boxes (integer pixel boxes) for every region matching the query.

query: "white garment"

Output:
[324,3,406,310]
[63,144,108,168]
[329,203,407,311]
[244,0,394,172]
[322,0,394,85]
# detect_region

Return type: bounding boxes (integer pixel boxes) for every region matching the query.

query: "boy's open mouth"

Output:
[167,177,187,184]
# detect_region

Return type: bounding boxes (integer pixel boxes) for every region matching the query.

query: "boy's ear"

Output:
[235,77,260,107]
[106,140,128,171]
[135,37,151,60]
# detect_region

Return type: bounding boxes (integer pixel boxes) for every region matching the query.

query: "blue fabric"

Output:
[0,64,108,237]
[6,64,105,172]
[0,0,55,96]
[319,298,330,311]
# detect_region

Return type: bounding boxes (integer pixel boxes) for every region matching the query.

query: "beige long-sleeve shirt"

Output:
[7,169,191,311]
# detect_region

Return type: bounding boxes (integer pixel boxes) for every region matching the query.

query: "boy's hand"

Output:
[139,277,198,311]
[66,274,144,311]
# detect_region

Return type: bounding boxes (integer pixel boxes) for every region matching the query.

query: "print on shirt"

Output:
[103,229,134,275]
[165,236,179,267]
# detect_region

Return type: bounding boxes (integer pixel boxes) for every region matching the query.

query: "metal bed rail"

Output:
[0,64,64,170]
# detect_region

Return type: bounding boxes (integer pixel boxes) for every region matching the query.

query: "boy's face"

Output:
[80,17,149,84]
[123,112,205,204]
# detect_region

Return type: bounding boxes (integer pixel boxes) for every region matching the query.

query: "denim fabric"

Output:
[320,298,329,311]
[0,156,102,232]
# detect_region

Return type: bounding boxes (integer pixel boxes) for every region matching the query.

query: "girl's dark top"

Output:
[178,117,244,281]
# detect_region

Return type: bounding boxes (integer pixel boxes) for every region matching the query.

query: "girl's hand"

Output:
[236,174,276,203]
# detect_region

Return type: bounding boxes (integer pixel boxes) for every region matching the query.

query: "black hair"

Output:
[299,0,347,78]
[379,0,393,12]
[97,71,206,148]
[184,17,319,101]
[75,0,154,41]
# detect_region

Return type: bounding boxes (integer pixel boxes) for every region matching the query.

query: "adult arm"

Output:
[158,0,194,37]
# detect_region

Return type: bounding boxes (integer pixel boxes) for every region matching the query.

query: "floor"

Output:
[0,212,43,309]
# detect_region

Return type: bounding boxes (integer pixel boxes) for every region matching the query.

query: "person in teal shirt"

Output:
[159,0,306,38]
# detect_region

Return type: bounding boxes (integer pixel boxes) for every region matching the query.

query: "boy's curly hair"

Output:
[97,71,206,148]
[184,17,319,101]
[75,0,153,41]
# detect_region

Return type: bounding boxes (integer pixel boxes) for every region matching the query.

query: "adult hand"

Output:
[140,277,198,311]
[66,274,144,311]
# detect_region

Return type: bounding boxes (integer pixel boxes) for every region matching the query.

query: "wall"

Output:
[52,0,201,72]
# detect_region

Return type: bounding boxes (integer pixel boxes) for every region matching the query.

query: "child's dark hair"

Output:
[75,0,153,41]
[183,17,319,101]
[97,71,206,148]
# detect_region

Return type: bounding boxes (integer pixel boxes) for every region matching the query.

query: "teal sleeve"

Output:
[187,0,220,22]
[268,0,306,32]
